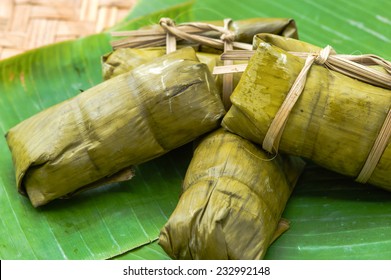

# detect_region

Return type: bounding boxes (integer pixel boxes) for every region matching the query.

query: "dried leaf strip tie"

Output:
[111,17,252,50]
[222,18,234,109]
[158,18,237,108]
[260,44,391,184]
[356,108,391,183]
[262,45,335,153]
[158,17,237,52]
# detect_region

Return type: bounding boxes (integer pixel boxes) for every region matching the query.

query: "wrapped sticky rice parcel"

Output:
[159,129,305,260]
[6,47,225,207]
[103,18,300,98]
[222,35,391,190]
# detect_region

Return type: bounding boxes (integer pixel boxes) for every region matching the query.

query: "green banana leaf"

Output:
[113,241,171,260]
[1,0,391,260]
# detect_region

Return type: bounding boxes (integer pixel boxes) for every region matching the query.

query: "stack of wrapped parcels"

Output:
[5,18,391,259]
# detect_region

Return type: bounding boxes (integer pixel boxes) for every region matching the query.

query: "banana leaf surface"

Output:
[1,0,391,260]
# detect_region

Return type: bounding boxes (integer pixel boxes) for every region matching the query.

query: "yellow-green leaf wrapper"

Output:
[159,129,305,259]
[6,47,225,207]
[222,35,391,190]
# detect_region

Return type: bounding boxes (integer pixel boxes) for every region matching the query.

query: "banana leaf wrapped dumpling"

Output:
[103,17,300,98]
[5,47,225,207]
[222,35,391,190]
[159,129,305,259]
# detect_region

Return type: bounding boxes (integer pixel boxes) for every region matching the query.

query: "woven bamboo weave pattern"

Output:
[0,0,136,60]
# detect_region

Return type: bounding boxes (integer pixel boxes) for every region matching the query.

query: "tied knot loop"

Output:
[315,45,333,65]
[159,18,177,54]
[220,31,235,43]
[159,17,175,29]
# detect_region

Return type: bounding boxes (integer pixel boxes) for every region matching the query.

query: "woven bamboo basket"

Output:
[0,0,137,60]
